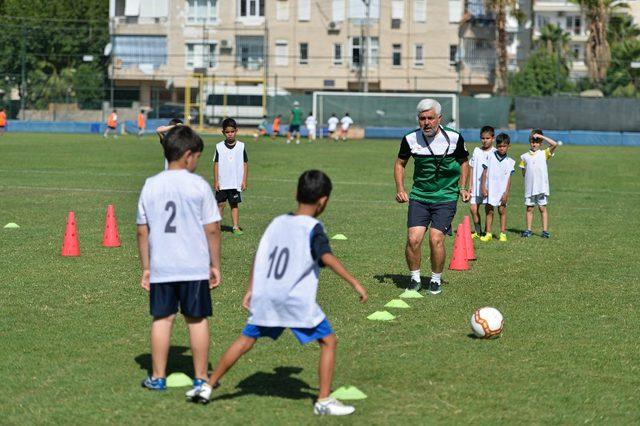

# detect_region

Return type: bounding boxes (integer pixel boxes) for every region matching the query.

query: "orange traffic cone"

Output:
[61,211,80,256]
[102,204,121,247]
[448,224,469,271]
[462,215,477,261]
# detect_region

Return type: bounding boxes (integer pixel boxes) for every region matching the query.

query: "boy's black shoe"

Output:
[428,280,442,295]
[407,279,421,292]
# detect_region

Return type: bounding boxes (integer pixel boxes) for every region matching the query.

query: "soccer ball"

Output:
[470,307,504,339]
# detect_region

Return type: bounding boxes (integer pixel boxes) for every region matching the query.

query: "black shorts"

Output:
[407,199,457,235]
[107,125,116,130]
[215,189,242,204]
[150,280,212,318]
[289,124,300,133]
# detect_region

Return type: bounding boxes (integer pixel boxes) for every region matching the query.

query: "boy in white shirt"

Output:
[339,112,353,141]
[214,118,248,236]
[305,112,317,142]
[479,133,515,242]
[468,126,496,238]
[519,129,558,238]
[186,170,368,416]
[137,125,222,392]
[327,113,339,141]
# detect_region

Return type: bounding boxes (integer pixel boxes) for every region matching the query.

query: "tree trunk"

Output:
[495,6,508,95]
[585,1,611,85]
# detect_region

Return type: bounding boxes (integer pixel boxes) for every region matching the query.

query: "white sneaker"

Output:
[185,383,212,404]
[295,140,300,145]
[313,398,355,416]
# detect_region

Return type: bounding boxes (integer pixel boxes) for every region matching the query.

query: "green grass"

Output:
[1,133,639,424]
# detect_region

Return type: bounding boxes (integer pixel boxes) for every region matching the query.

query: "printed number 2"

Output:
[267,246,289,280]
[164,201,177,233]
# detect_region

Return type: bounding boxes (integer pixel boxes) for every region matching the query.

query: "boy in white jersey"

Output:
[186,170,368,416]
[339,112,353,141]
[520,129,558,238]
[137,125,222,392]
[305,111,317,142]
[327,113,339,140]
[479,133,515,242]
[468,126,495,238]
[214,118,248,236]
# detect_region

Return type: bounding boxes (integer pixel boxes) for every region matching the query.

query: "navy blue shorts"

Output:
[407,199,457,235]
[289,124,300,133]
[149,280,212,318]
[215,189,242,204]
[242,318,333,345]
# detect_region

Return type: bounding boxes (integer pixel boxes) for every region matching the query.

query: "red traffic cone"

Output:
[462,215,477,261]
[102,204,121,247]
[61,211,80,256]
[449,224,469,271]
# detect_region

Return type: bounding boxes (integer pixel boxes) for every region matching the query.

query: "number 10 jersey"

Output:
[136,169,221,283]
[248,214,327,328]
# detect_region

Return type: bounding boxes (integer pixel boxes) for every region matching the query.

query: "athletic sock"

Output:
[474,223,482,234]
[410,270,421,282]
[431,272,442,284]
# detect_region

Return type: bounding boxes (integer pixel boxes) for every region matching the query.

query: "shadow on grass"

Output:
[135,346,213,377]
[375,274,434,289]
[211,366,316,402]
[467,333,479,339]
[220,225,235,233]
[507,228,525,235]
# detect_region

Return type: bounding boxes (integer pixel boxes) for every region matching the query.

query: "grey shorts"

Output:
[407,199,457,235]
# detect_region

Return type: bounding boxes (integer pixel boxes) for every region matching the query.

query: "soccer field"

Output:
[1,133,639,424]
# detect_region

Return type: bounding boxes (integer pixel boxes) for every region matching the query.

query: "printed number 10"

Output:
[267,246,289,280]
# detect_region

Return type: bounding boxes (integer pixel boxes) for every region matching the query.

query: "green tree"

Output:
[73,63,104,108]
[508,51,573,96]
[537,24,571,57]
[603,39,640,97]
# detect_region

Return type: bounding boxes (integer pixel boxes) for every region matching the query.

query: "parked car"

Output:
[158,103,198,123]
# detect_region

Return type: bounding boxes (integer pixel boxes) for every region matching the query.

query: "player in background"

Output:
[327,113,339,141]
[104,109,118,138]
[254,115,269,141]
[136,125,222,393]
[479,133,515,242]
[287,101,302,145]
[0,108,7,136]
[339,112,353,141]
[520,129,558,238]
[271,114,281,140]
[156,118,183,170]
[305,111,317,142]
[214,118,248,236]
[468,126,495,238]
[137,110,146,138]
[186,170,368,416]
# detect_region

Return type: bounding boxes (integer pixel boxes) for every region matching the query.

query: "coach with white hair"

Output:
[394,99,470,294]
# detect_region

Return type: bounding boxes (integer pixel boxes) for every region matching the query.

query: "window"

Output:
[299,43,309,65]
[449,44,458,65]
[414,43,424,66]
[536,14,550,31]
[566,15,582,35]
[413,0,426,22]
[392,44,402,66]
[462,39,494,69]
[449,0,461,23]
[333,43,343,65]
[350,37,379,68]
[275,40,288,66]
[298,0,310,21]
[276,0,289,20]
[332,0,345,21]
[391,0,404,19]
[186,0,218,23]
[348,0,380,20]
[238,0,264,18]
[236,36,264,69]
[186,42,217,68]
[114,35,167,69]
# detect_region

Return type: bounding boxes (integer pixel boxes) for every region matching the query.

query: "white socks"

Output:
[431,272,442,284]
[410,270,421,282]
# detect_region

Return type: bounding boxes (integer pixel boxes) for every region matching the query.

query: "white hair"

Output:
[416,98,441,115]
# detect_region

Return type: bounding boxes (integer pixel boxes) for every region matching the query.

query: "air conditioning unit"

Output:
[328,21,341,32]
[221,39,229,47]
[391,18,401,29]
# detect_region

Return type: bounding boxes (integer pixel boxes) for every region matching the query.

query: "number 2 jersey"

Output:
[248,214,332,329]
[136,169,221,283]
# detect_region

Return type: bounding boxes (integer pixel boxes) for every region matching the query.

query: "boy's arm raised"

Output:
[136,224,151,291]
[321,253,368,303]
[204,222,221,289]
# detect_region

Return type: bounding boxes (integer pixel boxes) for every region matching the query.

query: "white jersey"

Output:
[305,115,317,129]
[248,214,326,328]
[340,116,353,131]
[136,169,221,283]
[327,116,339,132]
[483,151,515,206]
[520,148,553,197]
[215,141,245,191]
[469,146,495,198]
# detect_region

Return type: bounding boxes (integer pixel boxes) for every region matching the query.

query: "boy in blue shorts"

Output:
[137,125,222,391]
[186,170,368,416]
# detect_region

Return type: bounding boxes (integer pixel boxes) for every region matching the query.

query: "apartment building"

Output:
[108,0,465,108]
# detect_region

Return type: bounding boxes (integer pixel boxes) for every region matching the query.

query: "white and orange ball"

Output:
[470,307,504,339]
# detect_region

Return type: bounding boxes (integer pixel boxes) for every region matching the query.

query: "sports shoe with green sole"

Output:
[232,227,244,236]
[499,232,507,242]
[480,233,493,242]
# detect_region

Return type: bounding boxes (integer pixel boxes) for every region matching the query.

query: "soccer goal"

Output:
[312,91,458,133]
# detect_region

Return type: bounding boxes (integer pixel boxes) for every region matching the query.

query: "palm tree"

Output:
[570,0,628,85]
[537,24,571,56]
[608,12,640,45]
[485,0,519,95]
